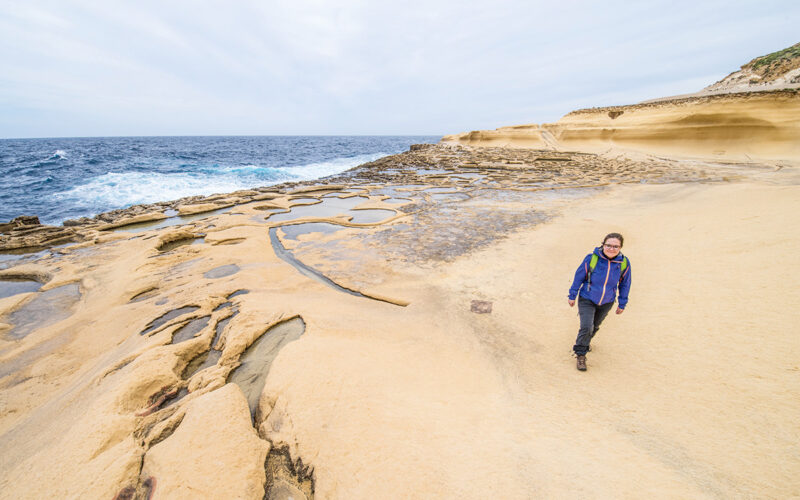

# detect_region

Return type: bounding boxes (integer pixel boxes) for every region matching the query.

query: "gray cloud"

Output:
[1,0,797,137]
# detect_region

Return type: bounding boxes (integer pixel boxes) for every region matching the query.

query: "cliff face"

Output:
[442,90,800,161]
[550,90,800,160]
[443,44,800,162]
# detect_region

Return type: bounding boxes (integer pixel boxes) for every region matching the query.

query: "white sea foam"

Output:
[51,152,385,215]
[276,152,387,181]
[53,171,253,208]
[51,150,67,159]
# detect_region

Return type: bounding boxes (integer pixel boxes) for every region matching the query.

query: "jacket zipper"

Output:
[598,256,611,304]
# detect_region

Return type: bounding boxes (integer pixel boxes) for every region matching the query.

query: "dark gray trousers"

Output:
[573,296,614,355]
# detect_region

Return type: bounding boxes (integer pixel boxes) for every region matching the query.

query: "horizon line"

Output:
[0,133,444,141]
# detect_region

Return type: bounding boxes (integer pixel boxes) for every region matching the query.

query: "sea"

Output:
[0,136,439,226]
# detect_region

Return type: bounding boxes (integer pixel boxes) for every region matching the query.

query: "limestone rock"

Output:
[177,203,232,216]
[0,215,41,232]
[142,383,269,499]
[0,224,78,251]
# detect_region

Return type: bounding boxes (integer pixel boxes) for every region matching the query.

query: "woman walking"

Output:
[568,233,631,371]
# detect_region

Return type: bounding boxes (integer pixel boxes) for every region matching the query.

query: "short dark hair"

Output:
[603,233,624,247]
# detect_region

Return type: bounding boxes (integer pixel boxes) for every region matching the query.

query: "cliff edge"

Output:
[442,43,800,162]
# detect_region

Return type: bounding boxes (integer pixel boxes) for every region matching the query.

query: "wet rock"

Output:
[171,315,211,344]
[0,225,79,251]
[62,217,92,227]
[228,317,305,415]
[0,264,52,283]
[136,386,181,417]
[203,264,239,279]
[140,306,201,336]
[98,212,169,231]
[0,215,41,233]
[470,300,493,314]
[264,447,314,500]
[4,283,81,339]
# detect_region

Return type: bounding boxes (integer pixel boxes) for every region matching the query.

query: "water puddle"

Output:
[417,168,450,175]
[266,196,368,224]
[431,193,470,202]
[0,249,49,270]
[157,237,204,252]
[452,172,483,179]
[203,264,240,279]
[348,209,396,224]
[171,315,211,344]
[0,279,43,299]
[281,223,343,240]
[182,350,221,379]
[212,312,235,349]
[269,228,404,306]
[114,207,233,233]
[228,317,306,415]
[140,306,200,336]
[382,198,412,204]
[288,198,319,205]
[4,284,81,339]
[181,311,235,378]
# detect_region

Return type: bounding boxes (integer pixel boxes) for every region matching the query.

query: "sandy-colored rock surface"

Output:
[443,90,800,162]
[1,140,798,498]
[142,383,269,499]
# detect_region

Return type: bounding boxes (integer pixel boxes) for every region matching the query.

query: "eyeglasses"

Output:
[603,243,621,249]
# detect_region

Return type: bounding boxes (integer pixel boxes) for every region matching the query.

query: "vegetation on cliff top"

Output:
[740,42,800,81]
[749,42,800,69]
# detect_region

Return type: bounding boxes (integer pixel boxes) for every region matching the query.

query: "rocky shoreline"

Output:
[0,143,732,254]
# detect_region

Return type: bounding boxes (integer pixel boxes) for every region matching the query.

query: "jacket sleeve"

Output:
[617,261,632,309]
[568,255,591,300]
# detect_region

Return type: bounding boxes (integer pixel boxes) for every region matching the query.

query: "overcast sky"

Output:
[1,0,797,138]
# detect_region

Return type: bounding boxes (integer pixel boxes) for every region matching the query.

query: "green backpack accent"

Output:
[587,254,628,290]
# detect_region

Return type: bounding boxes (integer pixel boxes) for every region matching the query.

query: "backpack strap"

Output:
[586,254,599,289]
[588,254,628,289]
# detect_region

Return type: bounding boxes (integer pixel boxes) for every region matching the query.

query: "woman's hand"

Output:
[616,307,624,314]
[568,299,575,307]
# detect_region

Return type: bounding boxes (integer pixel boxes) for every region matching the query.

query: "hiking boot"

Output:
[576,355,587,371]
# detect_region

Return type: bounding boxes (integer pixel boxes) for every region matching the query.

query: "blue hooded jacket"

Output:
[568,247,631,308]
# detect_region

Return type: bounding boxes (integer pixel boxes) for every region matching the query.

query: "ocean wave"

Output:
[50,152,385,215]
[274,152,387,180]
[50,150,67,160]
[53,171,266,208]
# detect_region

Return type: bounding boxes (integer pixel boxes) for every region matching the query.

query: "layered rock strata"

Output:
[442,90,800,162]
